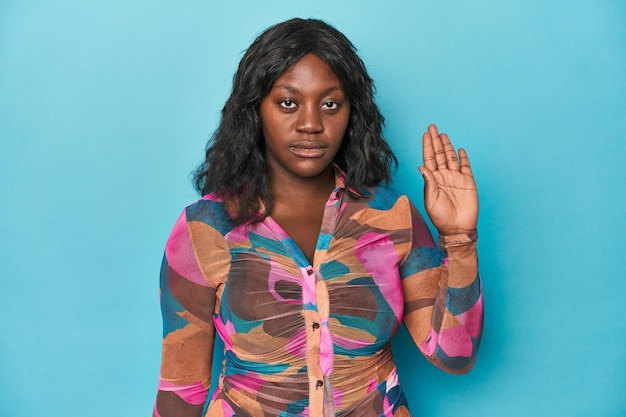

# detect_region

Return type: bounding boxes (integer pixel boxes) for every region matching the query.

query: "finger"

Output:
[428,124,447,170]
[422,131,437,172]
[458,148,474,176]
[440,133,460,171]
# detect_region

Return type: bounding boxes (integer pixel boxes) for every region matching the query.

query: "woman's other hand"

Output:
[419,124,478,236]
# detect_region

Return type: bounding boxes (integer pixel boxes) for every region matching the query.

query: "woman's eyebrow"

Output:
[272,84,343,95]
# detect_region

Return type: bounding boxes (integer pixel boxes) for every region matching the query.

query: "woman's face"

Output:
[259,53,350,183]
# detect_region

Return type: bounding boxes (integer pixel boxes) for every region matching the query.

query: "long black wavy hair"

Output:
[193,18,397,223]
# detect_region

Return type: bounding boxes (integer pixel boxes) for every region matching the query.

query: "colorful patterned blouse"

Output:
[154,172,483,417]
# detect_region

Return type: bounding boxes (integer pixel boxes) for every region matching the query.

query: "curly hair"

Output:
[193,18,397,223]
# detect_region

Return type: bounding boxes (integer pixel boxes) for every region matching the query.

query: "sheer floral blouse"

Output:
[154,170,483,417]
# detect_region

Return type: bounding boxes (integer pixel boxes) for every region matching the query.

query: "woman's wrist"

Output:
[438,230,478,249]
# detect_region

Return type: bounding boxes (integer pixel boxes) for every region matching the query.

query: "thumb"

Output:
[418,166,438,206]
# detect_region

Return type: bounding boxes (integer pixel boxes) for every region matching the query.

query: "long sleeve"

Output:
[400,203,483,374]
[153,210,218,417]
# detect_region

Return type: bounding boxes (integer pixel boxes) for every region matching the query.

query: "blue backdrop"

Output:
[1,1,625,416]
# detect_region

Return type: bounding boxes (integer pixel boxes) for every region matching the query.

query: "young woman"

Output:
[154,18,483,417]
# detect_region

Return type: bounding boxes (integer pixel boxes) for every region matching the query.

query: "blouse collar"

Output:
[331,164,370,198]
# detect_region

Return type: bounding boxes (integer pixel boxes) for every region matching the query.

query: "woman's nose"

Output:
[295,105,324,134]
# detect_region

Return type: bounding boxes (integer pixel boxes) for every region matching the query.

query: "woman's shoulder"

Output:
[179,193,236,235]
[364,184,412,210]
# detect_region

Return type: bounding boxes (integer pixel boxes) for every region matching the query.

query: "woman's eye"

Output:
[280,99,296,109]
[322,101,339,110]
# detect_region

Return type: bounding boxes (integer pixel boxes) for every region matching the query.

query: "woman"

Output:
[154,18,483,417]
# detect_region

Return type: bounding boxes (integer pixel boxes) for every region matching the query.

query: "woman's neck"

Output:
[270,167,336,206]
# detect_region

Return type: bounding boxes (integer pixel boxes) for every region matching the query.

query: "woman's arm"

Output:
[400,124,483,374]
[153,210,217,417]
[400,212,483,374]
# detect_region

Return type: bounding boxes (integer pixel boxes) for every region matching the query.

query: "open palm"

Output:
[420,124,478,235]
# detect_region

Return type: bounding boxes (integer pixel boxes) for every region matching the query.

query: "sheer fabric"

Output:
[154,172,483,417]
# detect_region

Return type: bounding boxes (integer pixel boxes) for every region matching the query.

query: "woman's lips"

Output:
[289,141,327,158]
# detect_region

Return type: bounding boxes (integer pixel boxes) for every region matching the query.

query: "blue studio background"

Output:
[1,1,625,416]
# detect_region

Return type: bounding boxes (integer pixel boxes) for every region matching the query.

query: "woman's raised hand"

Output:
[419,124,478,236]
